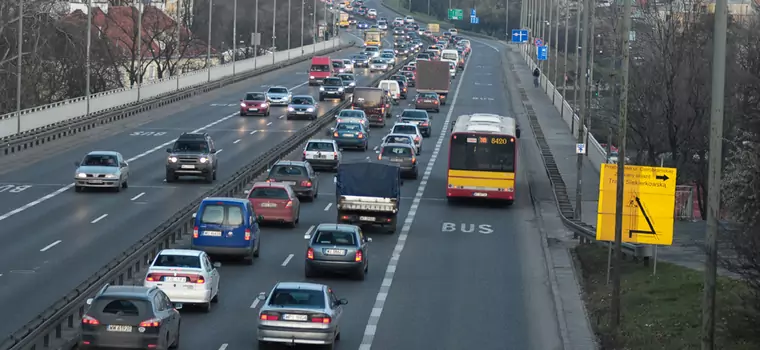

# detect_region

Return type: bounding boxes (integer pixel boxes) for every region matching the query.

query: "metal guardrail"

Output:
[1,40,349,157]
[0,39,342,139]
[0,54,416,350]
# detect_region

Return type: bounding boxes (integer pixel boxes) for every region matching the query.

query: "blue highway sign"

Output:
[537,45,548,61]
[471,8,476,16]
[470,16,479,24]
[511,29,529,43]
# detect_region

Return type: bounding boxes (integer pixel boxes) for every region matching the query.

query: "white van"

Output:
[441,49,459,63]
[441,60,457,78]
[449,28,458,35]
[378,80,401,100]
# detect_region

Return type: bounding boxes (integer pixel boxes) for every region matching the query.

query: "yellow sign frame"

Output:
[596,164,677,245]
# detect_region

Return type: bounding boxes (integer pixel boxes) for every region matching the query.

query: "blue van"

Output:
[191,197,262,264]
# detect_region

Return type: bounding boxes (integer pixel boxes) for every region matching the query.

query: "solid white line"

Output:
[233,139,241,144]
[250,130,258,135]
[266,122,273,126]
[91,214,108,224]
[324,203,332,211]
[358,46,474,350]
[40,240,62,252]
[250,298,260,309]
[281,254,294,266]
[218,344,228,350]
[290,81,308,90]
[130,192,145,201]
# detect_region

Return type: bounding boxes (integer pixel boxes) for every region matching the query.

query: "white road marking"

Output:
[40,240,62,252]
[358,47,473,350]
[250,130,259,135]
[323,203,332,211]
[130,192,145,201]
[91,214,108,224]
[266,122,273,126]
[373,145,379,151]
[216,149,223,154]
[233,139,241,144]
[250,298,261,309]
[281,254,294,266]
[304,225,315,239]
[218,344,228,350]
[279,115,285,119]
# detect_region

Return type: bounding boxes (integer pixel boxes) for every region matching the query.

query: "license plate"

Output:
[297,111,305,114]
[249,108,258,111]
[282,314,308,321]
[89,180,103,184]
[181,165,195,169]
[261,203,277,208]
[391,158,404,162]
[106,325,132,332]
[424,100,433,102]
[360,216,375,221]
[164,276,186,283]
[473,192,488,197]
[318,155,327,159]
[325,249,346,255]
[202,230,222,237]
[284,181,297,186]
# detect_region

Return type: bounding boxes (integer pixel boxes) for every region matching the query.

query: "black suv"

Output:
[79,285,181,349]
[319,77,346,101]
[166,132,218,183]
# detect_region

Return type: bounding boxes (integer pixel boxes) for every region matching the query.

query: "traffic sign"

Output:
[511,29,529,43]
[471,8,476,16]
[534,38,543,46]
[448,8,463,20]
[470,16,479,24]
[596,164,678,245]
[575,143,586,154]
[537,46,547,61]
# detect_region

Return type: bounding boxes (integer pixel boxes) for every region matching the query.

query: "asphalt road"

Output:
[0,34,388,337]
[170,7,565,349]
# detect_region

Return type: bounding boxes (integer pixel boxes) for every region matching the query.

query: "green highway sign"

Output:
[448,8,463,20]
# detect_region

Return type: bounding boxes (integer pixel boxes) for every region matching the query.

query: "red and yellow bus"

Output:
[446,114,520,204]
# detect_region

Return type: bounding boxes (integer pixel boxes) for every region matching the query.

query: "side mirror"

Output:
[366,237,373,242]
[257,215,264,222]
[213,262,222,268]
[395,114,400,118]
[173,303,183,310]
[192,213,197,218]
[166,148,172,153]
[210,149,217,154]
[257,292,267,301]
[120,162,128,167]
[74,161,80,167]
[333,176,337,184]
[516,128,521,138]
[86,298,94,305]
[339,298,348,305]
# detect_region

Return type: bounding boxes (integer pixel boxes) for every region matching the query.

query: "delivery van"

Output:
[309,56,332,85]
[191,197,262,264]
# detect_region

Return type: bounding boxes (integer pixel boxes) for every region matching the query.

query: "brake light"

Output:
[412,157,416,164]
[193,226,199,238]
[355,250,363,262]
[311,316,332,323]
[307,247,314,260]
[267,178,275,182]
[194,275,206,284]
[139,318,161,327]
[378,154,382,160]
[333,152,338,158]
[433,100,438,104]
[245,229,251,241]
[416,99,423,104]
[82,315,99,325]
[303,151,307,160]
[333,132,339,137]
[357,133,364,139]
[414,136,420,141]
[260,313,279,321]
[301,180,312,187]
[385,104,390,108]
[146,273,158,282]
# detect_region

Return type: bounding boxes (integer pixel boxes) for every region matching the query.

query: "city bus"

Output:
[363,29,383,47]
[447,113,521,204]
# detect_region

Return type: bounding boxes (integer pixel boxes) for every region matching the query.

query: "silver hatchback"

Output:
[305,224,371,280]
[257,282,347,347]
[377,143,418,179]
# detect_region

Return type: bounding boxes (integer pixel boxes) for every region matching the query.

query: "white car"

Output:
[393,17,404,26]
[144,249,221,312]
[341,59,354,73]
[381,133,416,150]
[363,45,380,57]
[368,9,377,16]
[449,28,458,35]
[370,58,389,72]
[303,139,342,170]
[404,16,414,23]
[390,123,423,154]
[378,21,388,30]
[442,59,457,77]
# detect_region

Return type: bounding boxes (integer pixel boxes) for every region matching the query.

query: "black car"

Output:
[392,76,409,99]
[350,53,370,67]
[165,132,218,183]
[394,44,410,56]
[79,285,181,349]
[337,73,357,92]
[397,109,432,137]
[266,160,319,201]
[320,77,346,101]
[392,28,405,37]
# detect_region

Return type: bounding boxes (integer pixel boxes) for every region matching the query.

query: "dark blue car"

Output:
[332,122,369,151]
[191,197,262,264]
[358,22,369,29]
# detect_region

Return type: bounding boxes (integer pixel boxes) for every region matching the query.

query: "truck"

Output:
[338,12,349,27]
[363,29,383,47]
[351,87,392,126]
[427,23,440,33]
[335,161,401,233]
[415,60,451,105]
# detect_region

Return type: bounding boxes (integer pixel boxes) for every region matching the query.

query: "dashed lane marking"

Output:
[218,344,228,350]
[91,214,108,224]
[250,130,259,135]
[304,225,315,239]
[233,139,241,144]
[358,47,473,350]
[250,298,261,309]
[281,254,294,267]
[40,240,62,252]
[324,203,332,211]
[130,192,145,201]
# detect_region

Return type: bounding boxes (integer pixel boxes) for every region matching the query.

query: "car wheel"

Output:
[319,96,324,101]
[435,109,440,113]
[213,169,217,180]
[353,266,366,281]
[254,239,260,258]
[286,115,291,120]
[212,290,219,303]
[201,302,211,313]
[75,185,83,192]
[243,253,253,265]
[122,180,128,189]
[258,341,271,350]
[305,264,317,278]
[114,183,121,192]
[170,324,180,349]
[165,171,176,183]
[266,110,270,116]
[205,172,213,183]
[412,169,418,179]
[240,112,246,116]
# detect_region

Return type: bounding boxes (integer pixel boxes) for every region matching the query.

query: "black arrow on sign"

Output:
[655,174,669,181]
[629,197,657,238]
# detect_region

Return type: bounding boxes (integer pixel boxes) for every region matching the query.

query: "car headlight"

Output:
[320,87,325,91]
[240,102,246,107]
[310,75,315,79]
[260,103,268,108]
[168,156,178,163]
[288,107,295,111]
[349,82,355,86]
[307,107,315,112]
[77,173,87,178]
[105,174,117,179]
[199,157,208,163]
[338,87,344,91]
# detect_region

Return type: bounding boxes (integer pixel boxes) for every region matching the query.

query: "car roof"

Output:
[251,181,289,189]
[385,133,414,138]
[274,282,326,291]
[203,197,249,205]
[308,139,336,143]
[159,249,203,257]
[98,285,154,299]
[86,151,119,156]
[402,109,427,114]
[274,160,308,166]
[315,223,358,232]
[267,86,287,90]
[382,142,414,149]
[292,95,314,99]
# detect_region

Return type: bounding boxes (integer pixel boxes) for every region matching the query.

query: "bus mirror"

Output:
[516,128,521,138]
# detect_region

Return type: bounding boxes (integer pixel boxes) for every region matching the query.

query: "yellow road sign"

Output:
[596,164,677,245]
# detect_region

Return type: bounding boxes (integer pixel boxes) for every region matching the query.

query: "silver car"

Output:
[266,86,292,106]
[378,143,418,179]
[379,53,397,67]
[369,58,389,72]
[287,95,319,120]
[305,224,371,279]
[257,282,347,347]
[74,151,130,192]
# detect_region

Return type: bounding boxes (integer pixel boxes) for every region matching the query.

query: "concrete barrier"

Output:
[0,38,342,139]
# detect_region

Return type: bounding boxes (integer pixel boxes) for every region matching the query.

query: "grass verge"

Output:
[574,244,758,349]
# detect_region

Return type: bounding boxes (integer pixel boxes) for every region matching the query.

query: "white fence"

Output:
[0,38,343,139]
[520,45,608,173]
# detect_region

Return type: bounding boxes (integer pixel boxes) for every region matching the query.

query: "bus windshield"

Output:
[449,133,516,172]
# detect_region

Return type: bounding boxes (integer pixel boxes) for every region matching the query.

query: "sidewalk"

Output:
[504,45,729,275]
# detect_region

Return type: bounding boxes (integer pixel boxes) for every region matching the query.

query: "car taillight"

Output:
[355,250,363,262]
[378,154,383,160]
[333,152,338,158]
[301,180,312,187]
[421,122,429,126]
[245,229,251,241]
[195,275,206,284]
[416,99,423,104]
[307,247,314,260]
[386,104,390,108]
[139,318,161,327]
[193,226,199,238]
[414,136,420,141]
[433,100,438,104]
[311,316,332,323]
[267,178,275,182]
[357,133,364,139]
[82,315,99,325]
[286,200,293,207]
[334,132,339,137]
[303,151,307,160]
[146,273,158,282]
[260,313,279,321]
[412,157,416,163]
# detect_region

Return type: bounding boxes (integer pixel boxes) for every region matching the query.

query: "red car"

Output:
[247,182,301,227]
[240,92,270,116]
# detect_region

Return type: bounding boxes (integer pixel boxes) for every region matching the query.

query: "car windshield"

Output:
[339,110,364,118]
[385,135,412,144]
[372,59,385,64]
[154,254,201,268]
[332,62,345,67]
[324,78,342,86]
[382,146,413,156]
[338,75,354,81]
[172,140,208,152]
[306,142,335,151]
[249,187,289,199]
[401,111,427,119]
[393,125,417,134]
[337,123,362,131]
[365,47,378,52]
[352,55,365,60]
[268,88,287,94]
[245,93,266,100]
[272,165,307,176]
[269,289,325,308]
[291,97,314,105]
[82,154,118,167]
[313,230,357,246]
[310,65,330,72]
[381,54,394,58]
[95,298,146,317]
[420,93,438,99]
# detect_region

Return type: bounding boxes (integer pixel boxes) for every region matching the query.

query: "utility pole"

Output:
[175,1,181,90]
[301,0,305,54]
[551,0,558,100]
[137,0,144,100]
[272,0,277,65]
[611,0,633,328]
[538,0,545,71]
[561,0,569,120]
[288,0,292,58]
[505,0,509,39]
[15,0,23,133]
[254,0,259,67]
[571,0,581,129]
[575,0,590,221]
[546,0,553,86]
[701,0,727,346]
[86,0,92,116]
[205,0,212,82]
[585,2,595,151]
[232,0,238,76]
